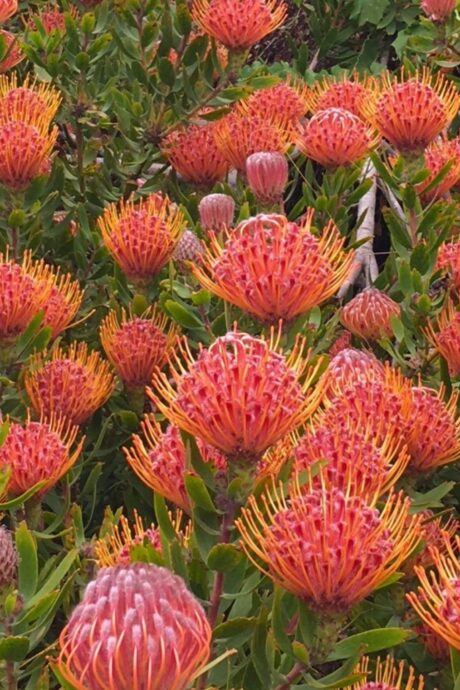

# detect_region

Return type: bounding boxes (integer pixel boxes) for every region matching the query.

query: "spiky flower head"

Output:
[27,6,78,34]
[0,31,23,72]
[162,120,228,186]
[0,1,17,23]
[214,111,293,172]
[436,239,460,293]
[424,299,460,376]
[415,619,450,661]
[321,347,384,398]
[294,419,409,498]
[364,68,460,153]
[191,0,287,51]
[198,193,235,233]
[237,79,310,125]
[173,230,204,266]
[0,117,57,190]
[237,475,421,613]
[0,526,17,588]
[55,563,212,690]
[0,73,61,126]
[100,306,177,390]
[407,534,460,650]
[421,0,456,21]
[414,510,460,570]
[415,138,460,202]
[0,413,83,498]
[340,287,400,341]
[24,342,115,425]
[245,152,288,205]
[99,194,185,284]
[192,211,353,323]
[352,656,425,690]
[307,73,376,119]
[297,107,378,168]
[41,272,83,339]
[148,328,323,461]
[406,385,460,473]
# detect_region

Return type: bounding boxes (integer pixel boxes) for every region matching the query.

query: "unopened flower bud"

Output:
[0,526,17,588]
[421,0,456,22]
[198,193,235,233]
[246,151,288,205]
[173,230,204,266]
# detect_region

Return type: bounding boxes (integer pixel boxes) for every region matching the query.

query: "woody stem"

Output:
[274,661,306,690]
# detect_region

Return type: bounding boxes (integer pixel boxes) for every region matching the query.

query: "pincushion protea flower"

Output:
[100,306,177,390]
[424,299,460,376]
[297,108,378,168]
[421,0,456,21]
[364,68,460,153]
[414,510,459,570]
[0,413,83,498]
[0,1,17,24]
[406,385,460,473]
[148,329,324,461]
[237,79,310,125]
[162,120,229,186]
[199,193,235,233]
[0,526,17,588]
[352,656,425,690]
[192,211,353,323]
[98,193,185,284]
[236,475,421,612]
[55,563,212,690]
[24,342,116,425]
[0,31,23,72]
[192,0,287,51]
[294,419,409,497]
[0,74,61,125]
[407,534,460,650]
[41,272,84,339]
[27,6,78,34]
[214,111,293,172]
[415,620,450,661]
[437,239,460,293]
[0,117,57,190]
[245,152,288,205]
[340,287,400,340]
[415,138,460,202]
[321,347,384,398]
[307,73,376,120]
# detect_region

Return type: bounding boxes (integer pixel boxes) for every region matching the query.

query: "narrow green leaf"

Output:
[0,636,29,661]
[16,523,38,601]
[185,474,216,512]
[328,628,412,661]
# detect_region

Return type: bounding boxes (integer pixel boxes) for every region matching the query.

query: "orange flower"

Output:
[192,0,287,51]
[237,79,310,125]
[214,111,293,171]
[437,239,460,293]
[41,272,84,339]
[27,6,78,34]
[424,299,460,376]
[297,108,378,168]
[321,346,384,399]
[340,287,400,340]
[421,0,456,21]
[0,412,83,498]
[0,250,55,341]
[407,534,460,650]
[148,328,323,461]
[236,475,421,612]
[98,194,185,284]
[192,211,353,323]
[352,656,425,690]
[307,73,376,119]
[416,138,460,202]
[24,342,116,425]
[100,306,177,389]
[364,68,460,153]
[406,385,460,473]
[0,1,17,23]
[0,73,61,125]
[162,120,228,186]
[0,31,23,72]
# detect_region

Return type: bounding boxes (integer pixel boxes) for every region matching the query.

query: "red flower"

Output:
[214,111,293,171]
[24,342,115,425]
[27,7,78,34]
[0,74,61,126]
[148,329,323,461]
[98,193,185,284]
[365,69,460,153]
[192,211,353,323]
[41,272,84,339]
[192,0,287,51]
[308,73,376,119]
[245,151,288,204]
[436,239,460,293]
[321,346,384,399]
[416,138,460,202]
[162,120,229,186]
[421,0,456,21]
[340,287,400,340]
[424,299,460,376]
[0,413,83,498]
[0,118,57,190]
[100,307,177,389]
[0,1,17,23]
[0,31,23,72]
[297,108,378,167]
[238,79,310,125]
[198,192,235,233]
[236,476,421,612]
[55,563,212,690]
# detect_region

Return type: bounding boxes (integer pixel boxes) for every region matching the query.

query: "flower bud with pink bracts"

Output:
[198,193,235,234]
[162,120,228,186]
[173,230,204,268]
[0,526,17,588]
[424,299,460,377]
[245,151,288,206]
[54,563,212,690]
[0,1,17,24]
[340,287,400,341]
[421,0,456,22]
[321,346,384,398]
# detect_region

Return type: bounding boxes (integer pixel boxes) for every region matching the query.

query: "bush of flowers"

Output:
[3,0,460,689]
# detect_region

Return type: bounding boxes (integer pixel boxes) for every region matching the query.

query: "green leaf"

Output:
[304,673,365,689]
[408,482,455,512]
[0,480,47,511]
[158,57,176,87]
[251,607,271,686]
[298,600,317,648]
[185,474,216,512]
[16,523,38,601]
[451,646,460,682]
[164,300,203,329]
[25,549,79,609]
[0,636,29,661]
[213,617,256,645]
[272,587,293,656]
[328,628,412,661]
[207,543,243,572]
